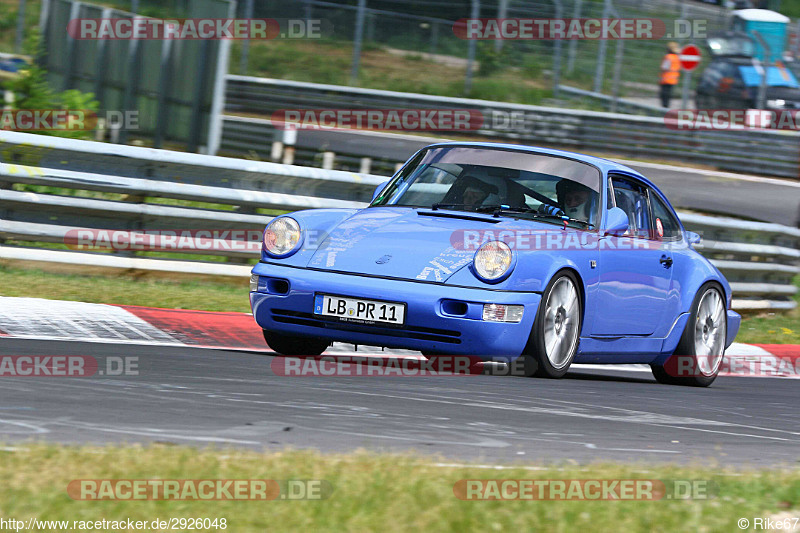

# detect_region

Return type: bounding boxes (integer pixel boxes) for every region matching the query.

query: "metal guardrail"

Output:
[224,76,800,180]
[0,130,379,276]
[681,213,800,311]
[0,131,797,311]
[220,115,410,176]
[558,85,666,116]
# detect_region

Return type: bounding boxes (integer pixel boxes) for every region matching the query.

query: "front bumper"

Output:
[250,262,541,360]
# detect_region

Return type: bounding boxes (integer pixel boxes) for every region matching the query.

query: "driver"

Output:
[556,179,595,223]
[457,175,496,208]
[462,184,489,206]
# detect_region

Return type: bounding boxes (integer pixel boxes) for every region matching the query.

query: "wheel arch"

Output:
[547,266,587,334]
[682,277,728,316]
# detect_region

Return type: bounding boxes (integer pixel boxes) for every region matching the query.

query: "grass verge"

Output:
[0,264,250,312]
[0,265,797,344]
[735,273,800,345]
[0,444,799,532]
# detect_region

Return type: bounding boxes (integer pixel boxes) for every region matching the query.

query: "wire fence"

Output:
[229,0,756,109]
[5,0,798,113]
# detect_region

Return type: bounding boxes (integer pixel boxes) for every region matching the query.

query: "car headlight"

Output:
[473,241,513,282]
[767,99,786,109]
[263,217,302,257]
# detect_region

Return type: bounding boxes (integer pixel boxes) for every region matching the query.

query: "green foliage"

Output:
[469,79,550,104]
[476,42,510,77]
[243,40,351,84]
[779,3,800,18]
[522,54,544,80]
[4,34,100,140]
[0,3,17,32]
[5,61,53,110]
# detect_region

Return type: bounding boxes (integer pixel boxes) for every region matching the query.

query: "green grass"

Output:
[0,444,798,532]
[735,276,800,345]
[233,38,551,106]
[0,265,250,312]
[0,266,797,344]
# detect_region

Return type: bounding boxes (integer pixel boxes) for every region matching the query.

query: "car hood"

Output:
[764,85,800,103]
[305,207,555,282]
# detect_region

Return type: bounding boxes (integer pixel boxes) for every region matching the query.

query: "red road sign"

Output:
[680,44,702,71]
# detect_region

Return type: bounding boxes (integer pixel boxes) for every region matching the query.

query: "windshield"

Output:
[707,35,755,57]
[371,145,602,228]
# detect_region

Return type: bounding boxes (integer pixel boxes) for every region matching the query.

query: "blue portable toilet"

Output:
[731,9,789,63]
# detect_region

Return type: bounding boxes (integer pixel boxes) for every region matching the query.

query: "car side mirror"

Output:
[686,231,701,245]
[371,181,388,202]
[604,207,629,236]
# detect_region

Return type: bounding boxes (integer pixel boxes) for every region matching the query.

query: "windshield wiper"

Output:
[474,204,536,216]
[475,204,594,228]
[431,203,479,211]
[528,212,594,228]
[431,203,593,228]
[432,203,535,216]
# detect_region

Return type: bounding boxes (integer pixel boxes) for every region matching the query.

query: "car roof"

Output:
[732,8,790,23]
[422,141,657,189]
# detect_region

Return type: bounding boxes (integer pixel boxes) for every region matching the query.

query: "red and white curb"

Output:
[0,296,796,377]
[0,297,416,355]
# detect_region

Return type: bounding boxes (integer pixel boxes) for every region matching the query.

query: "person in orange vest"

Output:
[659,42,681,108]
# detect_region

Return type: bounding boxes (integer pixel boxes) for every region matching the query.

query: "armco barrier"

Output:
[223,76,800,179]
[0,130,797,311]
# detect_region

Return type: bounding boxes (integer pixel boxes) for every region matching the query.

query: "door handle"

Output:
[660,255,673,268]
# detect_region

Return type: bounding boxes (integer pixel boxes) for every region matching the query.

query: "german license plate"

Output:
[314,294,405,326]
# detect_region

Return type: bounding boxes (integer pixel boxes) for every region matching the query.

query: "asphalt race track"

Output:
[0,337,798,466]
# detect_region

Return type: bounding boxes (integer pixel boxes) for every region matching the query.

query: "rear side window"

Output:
[610,177,650,239]
[649,191,682,241]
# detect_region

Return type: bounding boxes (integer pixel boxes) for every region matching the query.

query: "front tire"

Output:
[651,283,727,387]
[523,271,582,378]
[263,330,330,356]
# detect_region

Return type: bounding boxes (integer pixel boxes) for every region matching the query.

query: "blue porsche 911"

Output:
[250,142,740,386]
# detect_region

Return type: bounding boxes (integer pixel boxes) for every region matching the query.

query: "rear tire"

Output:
[523,271,582,379]
[263,330,330,356]
[651,283,726,387]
